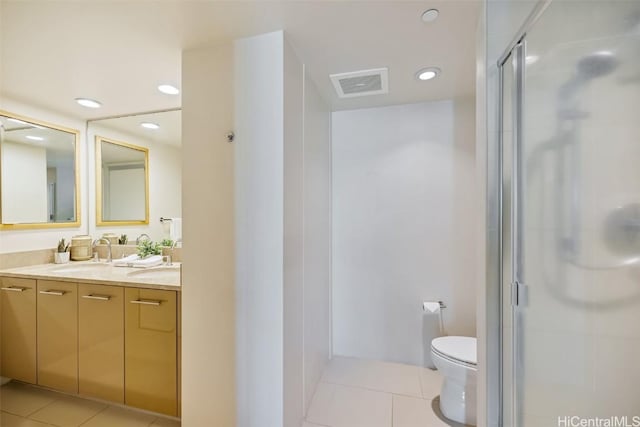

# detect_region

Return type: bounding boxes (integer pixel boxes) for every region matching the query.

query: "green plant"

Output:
[118,234,128,245]
[160,238,174,247]
[137,240,162,258]
[57,238,70,253]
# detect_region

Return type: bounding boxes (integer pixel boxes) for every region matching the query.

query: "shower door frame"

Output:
[493,1,553,426]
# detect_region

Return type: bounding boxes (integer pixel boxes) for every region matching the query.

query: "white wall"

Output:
[1,141,48,223]
[302,74,332,412]
[87,122,182,241]
[182,42,235,426]
[235,31,285,427]
[235,30,332,427]
[0,98,87,254]
[283,38,305,427]
[332,99,476,366]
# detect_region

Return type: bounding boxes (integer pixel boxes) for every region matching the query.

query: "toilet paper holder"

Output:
[423,301,447,311]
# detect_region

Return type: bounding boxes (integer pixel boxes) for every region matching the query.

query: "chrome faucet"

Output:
[92,238,112,263]
[164,239,182,266]
[170,238,182,251]
[135,233,151,245]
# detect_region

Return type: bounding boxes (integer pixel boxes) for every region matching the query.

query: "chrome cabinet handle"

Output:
[82,294,111,301]
[39,290,66,296]
[1,286,27,292]
[130,299,161,306]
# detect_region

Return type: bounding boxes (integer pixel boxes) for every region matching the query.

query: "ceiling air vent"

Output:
[330,68,389,98]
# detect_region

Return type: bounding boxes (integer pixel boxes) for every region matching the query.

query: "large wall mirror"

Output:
[0,111,80,229]
[89,110,181,241]
[96,136,149,225]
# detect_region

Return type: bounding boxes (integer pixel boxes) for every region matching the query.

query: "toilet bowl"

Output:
[431,336,477,426]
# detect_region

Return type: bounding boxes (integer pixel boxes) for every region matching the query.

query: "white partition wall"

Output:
[235,31,286,427]
[234,31,332,427]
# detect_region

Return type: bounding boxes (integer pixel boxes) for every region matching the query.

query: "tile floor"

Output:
[305,356,470,427]
[0,381,180,427]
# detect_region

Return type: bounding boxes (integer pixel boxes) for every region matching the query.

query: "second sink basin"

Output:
[126,266,181,281]
[51,263,110,274]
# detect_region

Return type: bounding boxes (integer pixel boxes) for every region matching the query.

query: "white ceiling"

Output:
[0,1,480,119]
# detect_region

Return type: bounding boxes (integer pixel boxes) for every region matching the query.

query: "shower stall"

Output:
[495,0,640,425]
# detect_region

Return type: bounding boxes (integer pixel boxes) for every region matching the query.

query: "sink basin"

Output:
[126,266,180,281]
[51,263,110,274]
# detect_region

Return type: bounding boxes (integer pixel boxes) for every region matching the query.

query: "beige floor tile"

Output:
[302,422,328,427]
[150,417,181,427]
[321,356,422,397]
[80,406,156,427]
[0,382,59,417]
[306,382,391,427]
[1,411,50,427]
[306,382,335,425]
[29,395,107,427]
[393,395,469,427]
[419,368,443,400]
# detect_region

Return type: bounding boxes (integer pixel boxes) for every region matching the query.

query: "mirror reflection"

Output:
[96,137,149,224]
[0,113,79,226]
[89,110,181,241]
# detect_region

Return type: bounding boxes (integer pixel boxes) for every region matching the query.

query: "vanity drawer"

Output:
[1,277,37,383]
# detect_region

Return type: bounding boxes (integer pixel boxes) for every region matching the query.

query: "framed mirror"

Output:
[96,136,149,225]
[0,111,80,229]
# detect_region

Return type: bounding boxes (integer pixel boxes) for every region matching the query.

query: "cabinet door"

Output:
[125,288,177,416]
[1,277,37,383]
[78,283,124,403]
[37,280,78,393]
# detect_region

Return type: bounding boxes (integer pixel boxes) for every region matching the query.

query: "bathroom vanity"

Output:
[0,262,181,417]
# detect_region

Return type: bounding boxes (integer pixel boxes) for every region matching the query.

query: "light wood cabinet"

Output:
[37,280,78,393]
[124,288,177,416]
[78,283,124,403]
[1,277,37,383]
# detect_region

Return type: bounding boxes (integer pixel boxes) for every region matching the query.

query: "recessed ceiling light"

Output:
[26,135,44,141]
[141,122,160,130]
[158,84,180,95]
[525,55,539,65]
[416,67,440,81]
[421,9,439,23]
[75,98,102,108]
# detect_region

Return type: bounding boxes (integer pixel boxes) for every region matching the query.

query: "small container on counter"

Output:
[102,233,119,246]
[70,235,93,261]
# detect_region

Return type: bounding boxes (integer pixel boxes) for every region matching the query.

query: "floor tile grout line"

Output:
[77,403,110,426]
[24,393,62,418]
[319,379,431,401]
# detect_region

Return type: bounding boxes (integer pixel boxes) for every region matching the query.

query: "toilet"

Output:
[431,336,477,426]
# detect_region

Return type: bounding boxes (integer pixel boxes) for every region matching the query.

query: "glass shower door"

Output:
[504,1,640,425]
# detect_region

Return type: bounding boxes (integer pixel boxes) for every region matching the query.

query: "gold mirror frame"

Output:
[95,136,149,226]
[0,110,81,230]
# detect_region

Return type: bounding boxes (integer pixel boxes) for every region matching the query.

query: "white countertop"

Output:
[0,261,181,291]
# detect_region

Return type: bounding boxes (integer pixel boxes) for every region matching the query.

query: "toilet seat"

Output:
[431,336,477,368]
